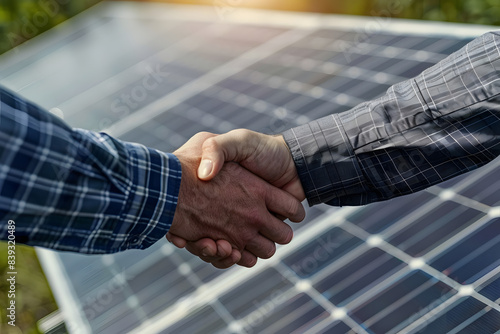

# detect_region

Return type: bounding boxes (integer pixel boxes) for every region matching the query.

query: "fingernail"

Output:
[198,159,213,179]
[201,249,209,257]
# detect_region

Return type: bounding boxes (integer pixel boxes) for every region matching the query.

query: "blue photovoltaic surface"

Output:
[0,2,499,333]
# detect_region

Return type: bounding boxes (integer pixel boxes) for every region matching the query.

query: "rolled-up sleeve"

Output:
[0,86,181,253]
[284,30,500,207]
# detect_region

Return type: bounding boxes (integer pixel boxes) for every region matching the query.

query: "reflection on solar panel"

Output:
[1,2,499,333]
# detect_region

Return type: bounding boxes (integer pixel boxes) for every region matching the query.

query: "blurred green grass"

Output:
[0,0,101,55]
[0,243,58,334]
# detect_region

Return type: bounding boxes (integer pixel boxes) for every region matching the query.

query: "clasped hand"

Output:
[167,130,305,269]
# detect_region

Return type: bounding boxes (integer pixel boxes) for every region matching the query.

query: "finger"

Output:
[211,249,243,269]
[216,240,233,258]
[166,232,187,248]
[259,214,294,245]
[185,239,218,258]
[237,250,258,268]
[198,129,258,181]
[244,235,276,259]
[265,185,306,223]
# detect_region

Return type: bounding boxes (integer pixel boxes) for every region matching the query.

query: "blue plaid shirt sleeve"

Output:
[283,30,500,207]
[0,86,181,254]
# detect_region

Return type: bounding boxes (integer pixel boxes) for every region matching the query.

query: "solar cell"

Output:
[1,2,499,333]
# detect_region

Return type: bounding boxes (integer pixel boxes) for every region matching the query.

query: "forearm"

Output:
[284,30,500,206]
[0,86,181,253]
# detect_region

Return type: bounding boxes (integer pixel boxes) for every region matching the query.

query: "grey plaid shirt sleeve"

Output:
[283,30,500,207]
[0,86,182,253]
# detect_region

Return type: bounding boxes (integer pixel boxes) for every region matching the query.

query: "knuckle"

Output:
[195,131,214,140]
[230,128,249,137]
[244,210,264,227]
[202,137,219,152]
[230,129,255,145]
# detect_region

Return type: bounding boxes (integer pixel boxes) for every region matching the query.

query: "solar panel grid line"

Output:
[128,207,349,333]
[342,266,412,312]
[386,296,460,334]
[394,294,463,334]
[448,234,500,280]
[472,275,500,305]
[163,103,229,135]
[127,262,274,332]
[97,248,194,327]
[371,198,451,238]
[241,62,369,107]
[323,39,443,66]
[304,264,454,334]
[275,208,354,255]
[274,263,339,314]
[356,278,455,333]
[247,294,330,334]
[307,243,373,283]
[91,291,143,327]
[418,298,500,334]
[302,288,370,334]
[211,300,239,333]
[313,252,407,308]
[387,205,486,257]
[117,244,175,278]
[290,228,425,320]
[361,278,442,329]
[341,65,406,87]
[301,320,351,334]
[425,187,493,214]
[475,264,500,289]
[215,87,283,117]
[420,215,493,261]
[207,86,310,130]
[230,287,304,333]
[448,309,492,334]
[272,296,331,334]
[339,219,500,312]
[107,27,314,137]
[402,262,499,315]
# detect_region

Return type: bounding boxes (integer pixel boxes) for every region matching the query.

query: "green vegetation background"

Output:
[0,0,498,333]
[0,0,101,55]
[0,244,58,333]
[1,0,499,55]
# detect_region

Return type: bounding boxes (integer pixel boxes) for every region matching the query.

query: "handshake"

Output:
[166,129,306,269]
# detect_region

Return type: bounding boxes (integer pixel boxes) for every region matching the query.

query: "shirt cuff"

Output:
[283,113,368,207]
[115,143,182,252]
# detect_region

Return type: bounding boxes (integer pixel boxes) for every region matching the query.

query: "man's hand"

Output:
[167,132,305,268]
[167,130,305,268]
[198,129,304,200]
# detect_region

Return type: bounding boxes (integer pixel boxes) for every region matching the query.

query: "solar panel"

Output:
[1,2,499,333]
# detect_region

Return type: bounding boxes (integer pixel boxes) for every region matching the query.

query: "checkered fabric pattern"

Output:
[284,31,500,207]
[0,86,181,253]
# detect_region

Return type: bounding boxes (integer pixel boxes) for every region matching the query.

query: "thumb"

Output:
[197,129,258,181]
